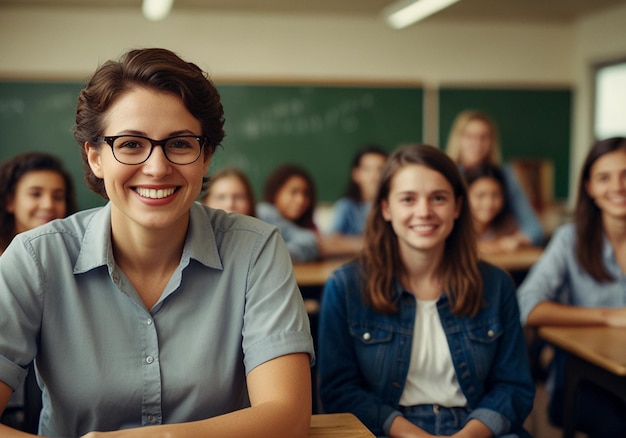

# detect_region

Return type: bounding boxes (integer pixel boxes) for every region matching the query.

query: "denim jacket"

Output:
[318,261,534,437]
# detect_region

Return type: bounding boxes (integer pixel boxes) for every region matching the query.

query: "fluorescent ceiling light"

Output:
[142,0,174,21]
[384,0,461,29]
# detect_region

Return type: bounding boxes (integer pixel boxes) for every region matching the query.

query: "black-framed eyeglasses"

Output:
[94,135,207,165]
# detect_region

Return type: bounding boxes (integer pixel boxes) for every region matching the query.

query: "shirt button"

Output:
[146,319,153,325]
[146,356,154,364]
[487,330,495,337]
[362,332,371,341]
[147,414,154,422]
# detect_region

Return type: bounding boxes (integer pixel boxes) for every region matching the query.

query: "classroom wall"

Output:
[1,4,624,204]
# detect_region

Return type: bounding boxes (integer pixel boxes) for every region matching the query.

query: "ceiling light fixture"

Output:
[142,0,175,21]
[383,0,461,29]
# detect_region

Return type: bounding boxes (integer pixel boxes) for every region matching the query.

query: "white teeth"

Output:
[135,187,176,199]
[413,225,436,231]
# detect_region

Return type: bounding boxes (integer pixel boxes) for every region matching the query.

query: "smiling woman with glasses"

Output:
[0,48,314,438]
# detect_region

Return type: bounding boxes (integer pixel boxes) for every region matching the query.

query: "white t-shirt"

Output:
[399,299,468,407]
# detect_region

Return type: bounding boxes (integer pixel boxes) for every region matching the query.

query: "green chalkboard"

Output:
[212,83,423,202]
[0,81,104,210]
[438,87,572,200]
[0,80,423,208]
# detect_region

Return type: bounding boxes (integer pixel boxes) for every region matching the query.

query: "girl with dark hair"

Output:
[0,151,77,253]
[257,163,362,262]
[464,164,530,254]
[318,144,534,437]
[518,137,626,437]
[0,48,314,437]
[330,145,387,236]
[257,163,320,262]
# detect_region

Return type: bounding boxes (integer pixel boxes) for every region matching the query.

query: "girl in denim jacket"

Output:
[318,144,534,437]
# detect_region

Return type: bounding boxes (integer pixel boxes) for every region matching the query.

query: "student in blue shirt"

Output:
[446,110,544,246]
[517,137,626,437]
[330,144,387,236]
[318,144,534,437]
[257,163,362,262]
[0,48,314,437]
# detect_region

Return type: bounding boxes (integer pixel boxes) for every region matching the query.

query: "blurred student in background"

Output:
[446,109,544,246]
[318,144,534,437]
[517,137,626,437]
[0,151,77,432]
[329,145,387,236]
[201,167,256,216]
[0,151,77,254]
[257,163,361,263]
[464,164,530,254]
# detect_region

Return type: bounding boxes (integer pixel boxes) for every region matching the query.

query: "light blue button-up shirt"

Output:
[518,223,626,324]
[0,202,314,436]
[517,222,626,401]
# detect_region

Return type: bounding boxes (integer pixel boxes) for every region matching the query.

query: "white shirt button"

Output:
[146,319,153,325]
[487,330,495,337]
[362,332,371,341]
[146,356,154,364]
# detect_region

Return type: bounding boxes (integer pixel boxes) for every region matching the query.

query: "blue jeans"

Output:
[396,405,531,438]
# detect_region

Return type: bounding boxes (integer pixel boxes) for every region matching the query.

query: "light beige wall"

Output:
[0,7,573,84]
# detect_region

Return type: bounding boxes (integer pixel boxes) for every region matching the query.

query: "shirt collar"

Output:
[74,202,223,274]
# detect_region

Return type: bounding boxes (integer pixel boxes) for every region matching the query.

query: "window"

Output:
[594,59,626,140]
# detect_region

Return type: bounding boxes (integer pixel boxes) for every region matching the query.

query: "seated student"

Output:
[201,166,256,216]
[517,137,626,438]
[0,151,77,432]
[329,144,387,236]
[0,151,77,254]
[464,164,531,254]
[446,109,544,246]
[0,48,314,437]
[257,164,361,263]
[257,164,320,263]
[318,144,534,437]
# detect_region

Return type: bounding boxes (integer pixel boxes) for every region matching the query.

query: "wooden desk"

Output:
[310,413,375,437]
[293,256,353,287]
[480,246,543,272]
[539,326,626,437]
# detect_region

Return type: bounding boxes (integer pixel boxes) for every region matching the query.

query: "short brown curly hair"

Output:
[73,48,225,198]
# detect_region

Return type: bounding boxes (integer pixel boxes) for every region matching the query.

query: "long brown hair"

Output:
[361,144,483,316]
[575,137,626,282]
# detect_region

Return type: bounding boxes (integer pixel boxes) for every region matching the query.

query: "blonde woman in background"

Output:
[446,110,544,246]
